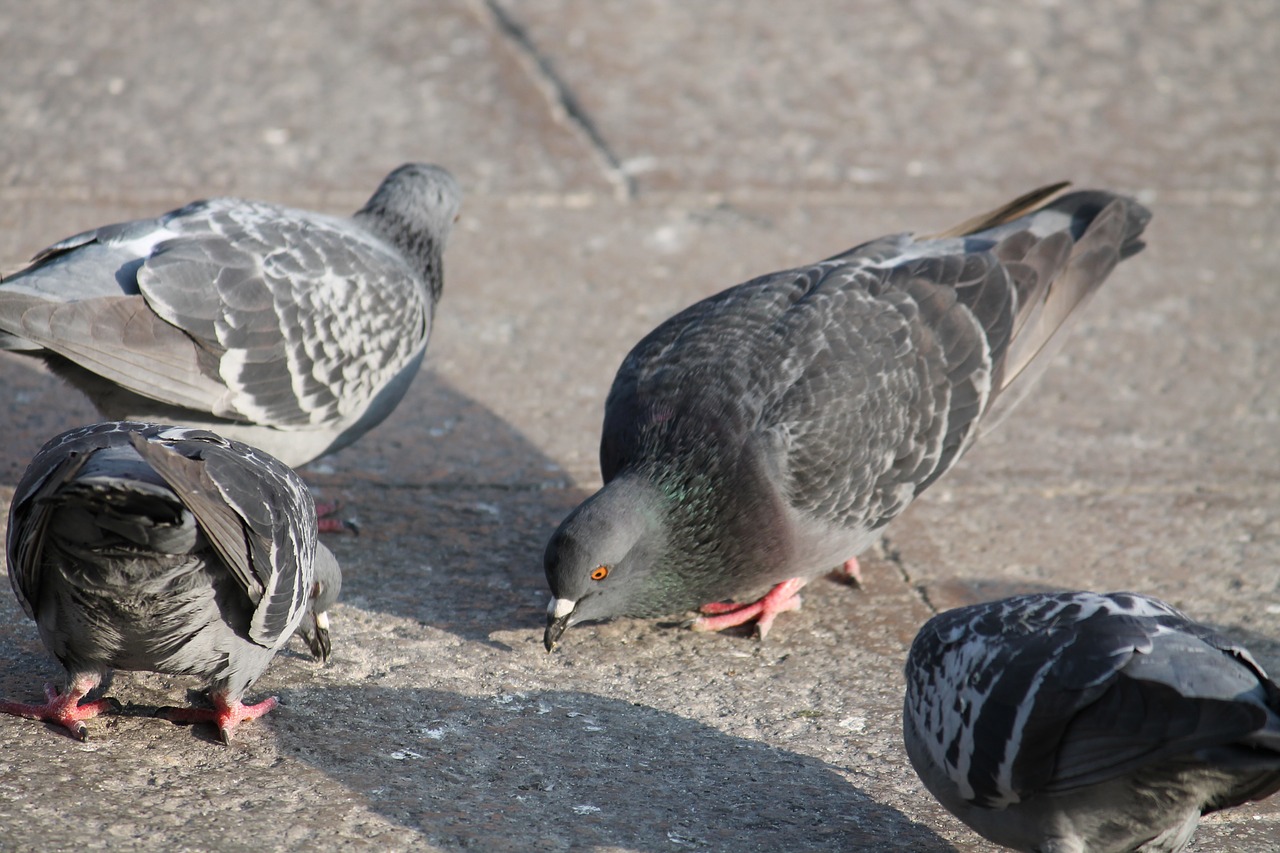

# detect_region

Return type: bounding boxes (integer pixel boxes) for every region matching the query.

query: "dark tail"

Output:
[965,187,1152,431]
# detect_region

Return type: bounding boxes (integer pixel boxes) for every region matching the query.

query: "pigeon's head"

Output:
[301,544,343,663]
[542,476,670,651]
[368,163,461,228]
[358,163,462,282]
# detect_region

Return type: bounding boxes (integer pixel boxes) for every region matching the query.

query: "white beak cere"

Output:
[548,597,577,620]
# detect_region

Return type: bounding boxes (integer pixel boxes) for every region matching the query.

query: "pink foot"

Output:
[315,501,360,535]
[691,577,807,639]
[839,556,863,586]
[157,693,278,744]
[0,676,114,741]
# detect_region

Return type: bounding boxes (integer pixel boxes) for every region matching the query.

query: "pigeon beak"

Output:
[306,611,333,663]
[544,597,576,652]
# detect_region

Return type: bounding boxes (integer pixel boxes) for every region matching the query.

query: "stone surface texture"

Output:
[1,2,1277,850]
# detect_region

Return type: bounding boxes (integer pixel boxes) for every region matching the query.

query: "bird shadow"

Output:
[294,371,594,649]
[912,575,1069,616]
[0,354,102,482]
[271,684,955,853]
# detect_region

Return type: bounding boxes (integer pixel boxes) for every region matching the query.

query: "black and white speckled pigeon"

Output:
[0,422,342,743]
[544,185,1151,649]
[902,591,1280,853]
[0,164,460,467]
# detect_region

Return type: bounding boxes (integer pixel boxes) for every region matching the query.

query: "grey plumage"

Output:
[0,421,342,742]
[902,591,1280,853]
[544,185,1151,648]
[0,164,461,467]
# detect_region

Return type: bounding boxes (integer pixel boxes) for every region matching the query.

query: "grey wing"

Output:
[137,202,432,427]
[0,208,231,412]
[906,592,1279,809]
[127,427,317,648]
[198,435,318,646]
[760,190,1147,532]
[598,244,999,535]
[6,437,95,619]
[1042,618,1280,795]
[1,199,431,427]
[602,239,1021,530]
[5,422,142,619]
[761,244,1016,531]
[905,592,1153,808]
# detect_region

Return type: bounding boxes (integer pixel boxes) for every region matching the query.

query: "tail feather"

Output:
[979,190,1151,433]
[927,181,1072,240]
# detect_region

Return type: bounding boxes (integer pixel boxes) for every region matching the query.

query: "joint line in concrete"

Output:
[879,535,938,616]
[477,0,636,202]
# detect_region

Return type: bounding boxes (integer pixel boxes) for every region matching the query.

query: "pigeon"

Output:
[0,163,461,468]
[0,421,342,743]
[544,184,1151,649]
[902,591,1280,853]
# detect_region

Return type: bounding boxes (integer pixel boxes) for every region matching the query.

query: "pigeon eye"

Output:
[590,566,609,581]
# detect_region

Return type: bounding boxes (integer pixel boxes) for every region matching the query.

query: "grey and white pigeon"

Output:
[544,185,1151,649]
[0,421,342,743]
[902,591,1280,853]
[0,164,461,468]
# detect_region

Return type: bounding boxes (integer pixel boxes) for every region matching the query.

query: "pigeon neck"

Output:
[311,545,343,613]
[642,442,790,570]
[594,472,669,540]
[354,205,446,301]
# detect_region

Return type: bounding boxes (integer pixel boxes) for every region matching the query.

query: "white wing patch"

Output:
[112,225,183,258]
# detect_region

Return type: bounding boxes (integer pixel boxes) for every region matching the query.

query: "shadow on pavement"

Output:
[273,685,955,853]
[302,372,592,648]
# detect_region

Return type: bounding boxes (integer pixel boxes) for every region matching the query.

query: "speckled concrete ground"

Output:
[0,2,1277,851]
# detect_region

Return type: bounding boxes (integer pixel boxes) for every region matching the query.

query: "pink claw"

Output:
[315,501,360,535]
[157,693,278,744]
[692,577,807,639]
[0,676,113,741]
[839,556,863,585]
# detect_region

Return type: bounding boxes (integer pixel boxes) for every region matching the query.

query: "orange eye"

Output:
[590,566,609,581]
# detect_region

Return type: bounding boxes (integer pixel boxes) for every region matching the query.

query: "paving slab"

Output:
[1,2,1278,851]
[499,0,1279,198]
[0,0,609,197]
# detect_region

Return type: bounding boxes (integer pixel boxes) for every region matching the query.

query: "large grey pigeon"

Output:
[0,164,460,468]
[544,185,1151,649]
[0,421,342,743]
[902,591,1280,852]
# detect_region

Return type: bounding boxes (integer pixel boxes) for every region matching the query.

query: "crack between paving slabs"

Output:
[878,534,938,616]
[474,0,636,202]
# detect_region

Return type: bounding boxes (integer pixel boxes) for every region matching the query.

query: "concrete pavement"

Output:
[1,2,1277,850]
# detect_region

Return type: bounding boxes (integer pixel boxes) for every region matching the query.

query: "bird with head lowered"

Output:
[903,591,1280,853]
[0,422,341,743]
[544,184,1151,650]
